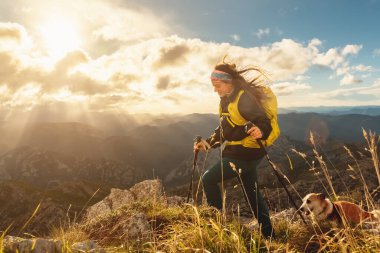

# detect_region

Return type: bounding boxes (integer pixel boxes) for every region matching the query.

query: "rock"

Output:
[71,240,105,253]
[122,213,151,238]
[166,195,187,206]
[86,200,112,220]
[107,188,135,210]
[84,212,151,243]
[86,179,165,221]
[130,179,165,203]
[272,208,298,221]
[3,236,62,253]
[86,188,135,219]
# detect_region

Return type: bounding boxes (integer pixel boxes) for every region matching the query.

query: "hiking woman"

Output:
[194,61,276,238]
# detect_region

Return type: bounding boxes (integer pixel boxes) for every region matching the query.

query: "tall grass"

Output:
[2,130,380,252]
[290,130,380,252]
[51,129,379,252]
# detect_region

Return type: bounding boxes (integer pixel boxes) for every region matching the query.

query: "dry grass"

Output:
[1,130,379,252]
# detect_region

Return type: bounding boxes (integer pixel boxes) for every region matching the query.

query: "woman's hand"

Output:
[246,125,263,140]
[193,139,210,152]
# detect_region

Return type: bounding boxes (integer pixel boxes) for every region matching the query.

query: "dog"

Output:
[300,193,380,225]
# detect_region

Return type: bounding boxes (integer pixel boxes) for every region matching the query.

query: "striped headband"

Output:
[210,70,233,83]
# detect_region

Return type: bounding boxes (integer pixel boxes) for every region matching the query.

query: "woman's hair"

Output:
[214,57,271,88]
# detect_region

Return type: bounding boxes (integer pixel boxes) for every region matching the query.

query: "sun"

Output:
[38,18,82,58]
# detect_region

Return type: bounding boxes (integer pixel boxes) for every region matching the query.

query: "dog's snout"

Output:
[300,206,311,215]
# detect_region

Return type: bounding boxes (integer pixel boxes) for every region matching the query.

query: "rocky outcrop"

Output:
[3,236,105,253]
[86,188,135,219]
[3,236,62,253]
[130,179,165,202]
[71,240,105,253]
[83,179,170,244]
[86,179,166,220]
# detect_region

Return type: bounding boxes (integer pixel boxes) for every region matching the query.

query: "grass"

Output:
[1,130,380,252]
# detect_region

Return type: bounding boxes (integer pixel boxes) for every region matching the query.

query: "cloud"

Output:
[256,28,270,39]
[353,64,374,72]
[156,75,180,90]
[54,50,90,73]
[295,75,310,81]
[0,22,31,51]
[230,34,240,41]
[261,39,314,79]
[153,43,190,69]
[313,44,362,69]
[271,81,311,95]
[373,48,380,57]
[90,3,168,43]
[0,22,25,41]
[340,73,362,86]
[342,44,362,56]
[1,31,369,112]
[0,0,376,114]
[336,66,350,76]
[316,80,380,100]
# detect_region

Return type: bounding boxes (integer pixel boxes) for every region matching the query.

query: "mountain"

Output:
[278,113,380,143]
[0,145,143,188]
[3,113,380,186]
[283,105,380,116]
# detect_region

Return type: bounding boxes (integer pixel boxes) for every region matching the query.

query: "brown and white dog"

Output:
[300,193,379,225]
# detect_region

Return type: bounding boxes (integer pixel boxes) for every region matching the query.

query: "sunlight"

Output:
[38,18,82,59]
[51,89,87,102]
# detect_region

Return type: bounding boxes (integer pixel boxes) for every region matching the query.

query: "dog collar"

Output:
[326,203,342,223]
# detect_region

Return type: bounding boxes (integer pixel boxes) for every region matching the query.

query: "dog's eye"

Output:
[307,199,311,204]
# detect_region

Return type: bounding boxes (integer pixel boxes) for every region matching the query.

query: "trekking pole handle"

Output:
[194,135,211,151]
[194,135,202,144]
[245,121,266,149]
[244,121,255,134]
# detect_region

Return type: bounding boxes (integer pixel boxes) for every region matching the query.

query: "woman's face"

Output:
[211,80,234,97]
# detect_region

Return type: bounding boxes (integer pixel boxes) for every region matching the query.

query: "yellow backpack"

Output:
[242,85,280,147]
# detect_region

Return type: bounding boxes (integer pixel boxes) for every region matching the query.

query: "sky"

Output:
[1,0,380,116]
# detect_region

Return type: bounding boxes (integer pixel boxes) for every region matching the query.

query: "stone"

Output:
[122,213,151,239]
[3,236,62,253]
[86,188,135,220]
[71,240,105,253]
[129,179,165,203]
[166,195,187,206]
[107,188,135,210]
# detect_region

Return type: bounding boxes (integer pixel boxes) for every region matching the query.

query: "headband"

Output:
[210,70,233,83]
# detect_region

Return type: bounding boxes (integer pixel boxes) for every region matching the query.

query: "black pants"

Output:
[202,157,274,238]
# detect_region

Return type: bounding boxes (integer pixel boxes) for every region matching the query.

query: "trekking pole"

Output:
[230,163,256,218]
[245,122,307,224]
[186,136,202,203]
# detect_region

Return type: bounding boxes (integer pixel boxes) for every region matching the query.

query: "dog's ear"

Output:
[317,193,326,199]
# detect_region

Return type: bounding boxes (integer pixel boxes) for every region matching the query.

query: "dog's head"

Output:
[300,193,331,219]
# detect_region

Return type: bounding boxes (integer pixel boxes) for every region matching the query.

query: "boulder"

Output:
[84,212,151,243]
[107,188,135,210]
[167,195,187,206]
[86,188,134,219]
[129,179,165,203]
[3,236,62,253]
[71,240,105,253]
[122,212,151,238]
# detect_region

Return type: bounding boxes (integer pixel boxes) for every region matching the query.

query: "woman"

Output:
[194,61,275,238]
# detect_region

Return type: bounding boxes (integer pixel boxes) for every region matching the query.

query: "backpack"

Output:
[241,84,280,147]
